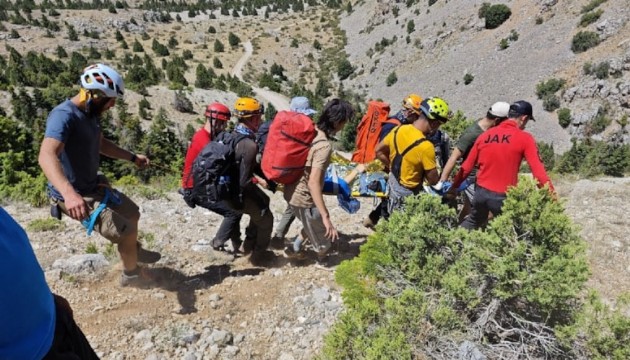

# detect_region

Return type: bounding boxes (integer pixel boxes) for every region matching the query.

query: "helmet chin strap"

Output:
[79,88,94,113]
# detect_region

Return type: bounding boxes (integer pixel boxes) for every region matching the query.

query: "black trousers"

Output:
[43,296,99,360]
[367,198,390,225]
[227,187,273,253]
[194,198,243,248]
[461,186,506,230]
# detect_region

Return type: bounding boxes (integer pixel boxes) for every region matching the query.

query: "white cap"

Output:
[488,101,510,118]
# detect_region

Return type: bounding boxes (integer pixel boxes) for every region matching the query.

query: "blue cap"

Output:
[290,96,316,116]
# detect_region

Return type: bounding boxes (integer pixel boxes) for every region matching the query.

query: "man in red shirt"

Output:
[448,100,555,230]
[181,102,242,253]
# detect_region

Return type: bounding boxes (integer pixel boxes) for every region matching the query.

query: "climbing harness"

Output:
[81,187,122,236]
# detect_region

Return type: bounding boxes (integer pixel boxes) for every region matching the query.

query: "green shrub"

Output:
[499,38,509,50]
[337,59,354,81]
[324,180,590,359]
[581,0,607,14]
[558,108,572,128]
[583,61,593,75]
[579,9,603,27]
[557,139,592,174]
[27,218,65,232]
[601,144,630,177]
[0,171,48,206]
[557,139,629,177]
[588,108,611,135]
[463,73,474,85]
[386,71,397,86]
[406,19,415,34]
[441,111,473,144]
[543,94,561,112]
[594,61,610,79]
[485,4,511,29]
[478,2,490,18]
[571,31,600,53]
[85,242,98,254]
[213,39,224,52]
[536,78,566,99]
[557,292,630,358]
[536,141,556,171]
[228,32,241,47]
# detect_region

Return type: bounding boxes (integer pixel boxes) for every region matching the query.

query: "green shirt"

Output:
[455,122,484,179]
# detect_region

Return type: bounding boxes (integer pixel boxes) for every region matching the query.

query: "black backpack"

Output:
[390,126,427,181]
[255,120,271,159]
[191,132,246,204]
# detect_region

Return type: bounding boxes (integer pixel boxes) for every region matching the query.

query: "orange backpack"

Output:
[261,111,318,184]
[351,101,392,163]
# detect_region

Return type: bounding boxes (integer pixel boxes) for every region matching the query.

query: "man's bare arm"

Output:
[38,138,88,220]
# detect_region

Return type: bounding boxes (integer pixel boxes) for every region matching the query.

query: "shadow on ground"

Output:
[149,265,264,314]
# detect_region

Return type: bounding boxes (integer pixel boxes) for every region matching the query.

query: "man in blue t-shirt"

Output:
[38,64,159,288]
[0,207,98,359]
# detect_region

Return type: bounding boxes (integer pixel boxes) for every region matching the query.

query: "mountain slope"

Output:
[341,0,630,153]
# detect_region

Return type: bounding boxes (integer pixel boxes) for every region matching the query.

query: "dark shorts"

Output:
[43,296,99,360]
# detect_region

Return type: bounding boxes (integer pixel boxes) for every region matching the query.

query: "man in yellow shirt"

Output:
[375,97,450,214]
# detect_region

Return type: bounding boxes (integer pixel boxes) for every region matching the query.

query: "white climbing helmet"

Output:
[80,63,125,98]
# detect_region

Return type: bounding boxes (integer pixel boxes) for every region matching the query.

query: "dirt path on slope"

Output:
[231,40,291,111]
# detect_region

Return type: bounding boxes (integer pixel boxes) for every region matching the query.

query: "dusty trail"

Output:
[231,41,291,111]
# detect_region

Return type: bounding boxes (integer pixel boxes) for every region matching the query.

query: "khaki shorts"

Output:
[57,188,139,244]
[290,205,331,255]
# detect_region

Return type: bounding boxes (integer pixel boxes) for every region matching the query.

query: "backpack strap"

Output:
[383,118,401,126]
[393,126,427,159]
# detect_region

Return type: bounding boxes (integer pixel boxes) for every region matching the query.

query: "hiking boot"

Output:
[137,242,161,264]
[239,240,254,256]
[120,267,157,289]
[249,250,276,267]
[314,255,335,271]
[362,217,375,230]
[269,235,285,250]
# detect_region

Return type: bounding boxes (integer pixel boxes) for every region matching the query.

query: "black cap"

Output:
[509,100,535,121]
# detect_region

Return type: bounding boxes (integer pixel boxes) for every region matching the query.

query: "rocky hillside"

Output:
[1,1,627,153]
[340,0,630,153]
[2,177,629,359]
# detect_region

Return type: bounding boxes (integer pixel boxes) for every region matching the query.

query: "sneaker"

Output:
[137,242,161,264]
[283,247,307,260]
[120,267,157,288]
[292,236,304,253]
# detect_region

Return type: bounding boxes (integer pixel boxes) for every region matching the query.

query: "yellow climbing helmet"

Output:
[402,93,423,114]
[420,97,450,123]
[234,97,263,118]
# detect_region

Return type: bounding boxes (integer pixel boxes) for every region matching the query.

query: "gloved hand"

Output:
[268,181,278,193]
